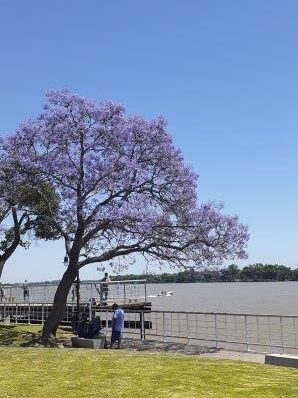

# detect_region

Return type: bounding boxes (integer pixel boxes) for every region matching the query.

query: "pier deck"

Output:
[0,301,152,329]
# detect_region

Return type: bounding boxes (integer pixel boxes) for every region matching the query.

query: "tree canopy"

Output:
[0,90,249,342]
[119,263,297,283]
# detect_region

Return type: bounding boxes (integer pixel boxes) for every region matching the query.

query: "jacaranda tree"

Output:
[1,90,249,343]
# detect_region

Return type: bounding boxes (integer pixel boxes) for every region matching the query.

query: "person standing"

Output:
[0,284,6,302]
[110,303,124,349]
[23,280,30,301]
[100,272,110,304]
[71,287,76,302]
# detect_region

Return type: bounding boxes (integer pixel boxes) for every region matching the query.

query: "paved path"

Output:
[120,339,265,364]
[201,350,265,364]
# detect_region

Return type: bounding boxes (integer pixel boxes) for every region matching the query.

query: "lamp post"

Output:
[63,255,80,331]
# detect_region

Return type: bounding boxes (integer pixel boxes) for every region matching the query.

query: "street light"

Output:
[63,254,80,332]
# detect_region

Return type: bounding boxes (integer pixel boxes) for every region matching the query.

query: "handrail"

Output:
[2,279,147,288]
[1,304,297,354]
[144,309,298,318]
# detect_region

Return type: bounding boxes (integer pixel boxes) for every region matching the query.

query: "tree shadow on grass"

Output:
[0,324,74,348]
[21,332,44,347]
[0,324,39,347]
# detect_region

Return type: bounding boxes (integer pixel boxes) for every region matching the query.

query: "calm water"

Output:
[6,281,298,316]
[147,282,298,315]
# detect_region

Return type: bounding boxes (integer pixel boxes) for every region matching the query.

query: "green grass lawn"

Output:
[0,324,297,398]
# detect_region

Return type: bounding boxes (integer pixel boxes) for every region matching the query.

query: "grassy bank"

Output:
[0,324,297,398]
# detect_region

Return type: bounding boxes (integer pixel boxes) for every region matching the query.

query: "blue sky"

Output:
[1,1,298,282]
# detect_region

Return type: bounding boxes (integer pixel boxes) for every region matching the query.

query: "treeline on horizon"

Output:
[112,263,298,283]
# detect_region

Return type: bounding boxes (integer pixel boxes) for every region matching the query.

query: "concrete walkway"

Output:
[201,349,265,364]
[120,338,265,364]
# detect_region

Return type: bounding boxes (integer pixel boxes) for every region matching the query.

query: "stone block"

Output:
[71,335,106,349]
[265,353,298,368]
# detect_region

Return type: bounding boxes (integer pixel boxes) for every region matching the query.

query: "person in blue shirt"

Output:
[110,303,124,349]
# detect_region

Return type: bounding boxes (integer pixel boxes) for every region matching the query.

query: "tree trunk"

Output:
[0,259,6,281]
[0,208,22,281]
[42,265,78,344]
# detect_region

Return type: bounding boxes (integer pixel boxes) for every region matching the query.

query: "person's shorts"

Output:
[111,330,121,343]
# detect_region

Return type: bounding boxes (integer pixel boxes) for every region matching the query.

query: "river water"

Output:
[5,281,298,316]
[147,282,298,315]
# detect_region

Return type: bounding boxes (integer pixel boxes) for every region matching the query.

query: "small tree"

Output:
[2,90,249,344]
[0,173,59,280]
[0,199,30,279]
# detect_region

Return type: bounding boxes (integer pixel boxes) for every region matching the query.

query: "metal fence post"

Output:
[244,315,249,351]
[294,316,298,350]
[214,314,218,349]
[41,304,44,325]
[89,301,92,321]
[140,311,145,340]
[162,312,166,342]
[28,303,31,324]
[186,313,190,345]
[144,281,147,302]
[106,310,109,337]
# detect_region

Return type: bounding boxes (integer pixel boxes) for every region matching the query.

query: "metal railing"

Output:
[0,304,297,355]
[94,309,298,355]
[1,279,147,304]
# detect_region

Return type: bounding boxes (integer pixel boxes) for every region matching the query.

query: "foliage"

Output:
[0,199,29,254]
[240,263,294,281]
[1,90,249,338]
[291,267,298,281]
[0,165,60,279]
[2,90,249,270]
[114,263,298,283]
[220,263,241,281]
[0,197,31,279]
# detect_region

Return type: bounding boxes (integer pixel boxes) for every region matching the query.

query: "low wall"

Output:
[71,335,106,349]
[265,354,298,368]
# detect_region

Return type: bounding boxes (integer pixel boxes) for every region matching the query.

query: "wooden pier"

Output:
[0,301,152,328]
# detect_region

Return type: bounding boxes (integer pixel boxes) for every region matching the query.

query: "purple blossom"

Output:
[1,90,249,269]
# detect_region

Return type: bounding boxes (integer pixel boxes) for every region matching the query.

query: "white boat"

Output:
[157,290,174,297]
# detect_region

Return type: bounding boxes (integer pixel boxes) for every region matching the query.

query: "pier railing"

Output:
[1,303,297,355]
[138,310,298,355]
[1,279,147,304]
[95,309,298,355]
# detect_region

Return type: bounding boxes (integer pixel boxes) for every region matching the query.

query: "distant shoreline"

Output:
[2,279,297,286]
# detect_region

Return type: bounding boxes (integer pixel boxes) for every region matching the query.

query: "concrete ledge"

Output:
[71,335,106,349]
[265,354,298,368]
